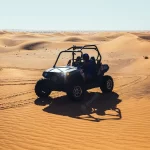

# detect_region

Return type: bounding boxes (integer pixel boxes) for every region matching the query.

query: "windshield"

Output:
[54,51,82,67]
[56,52,72,67]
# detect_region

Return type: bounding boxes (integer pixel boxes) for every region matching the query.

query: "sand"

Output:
[0,31,150,150]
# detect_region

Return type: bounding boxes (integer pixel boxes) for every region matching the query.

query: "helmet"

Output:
[83,53,89,61]
[76,56,81,62]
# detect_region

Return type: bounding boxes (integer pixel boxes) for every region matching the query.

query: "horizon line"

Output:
[0,29,150,33]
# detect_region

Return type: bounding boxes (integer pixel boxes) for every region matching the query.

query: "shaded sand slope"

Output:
[0,31,150,150]
[101,33,150,53]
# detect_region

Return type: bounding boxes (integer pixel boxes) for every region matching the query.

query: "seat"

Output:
[90,56,96,64]
[89,57,97,78]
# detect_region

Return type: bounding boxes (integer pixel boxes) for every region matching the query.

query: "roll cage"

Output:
[53,45,102,68]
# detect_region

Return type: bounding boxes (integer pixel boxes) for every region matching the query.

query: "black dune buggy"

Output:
[35,45,114,101]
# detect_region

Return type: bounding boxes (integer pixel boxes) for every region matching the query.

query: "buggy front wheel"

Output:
[35,79,51,98]
[67,84,85,101]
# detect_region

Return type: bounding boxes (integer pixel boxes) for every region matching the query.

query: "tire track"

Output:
[0,98,35,110]
[115,76,141,89]
[0,93,62,110]
[1,66,44,71]
[0,90,62,110]
[113,74,148,89]
[0,90,35,110]
[0,90,33,101]
[0,82,35,86]
[0,79,37,82]
[115,75,149,96]
[0,79,37,86]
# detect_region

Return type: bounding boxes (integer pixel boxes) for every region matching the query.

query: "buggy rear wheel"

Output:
[35,79,51,98]
[100,75,114,93]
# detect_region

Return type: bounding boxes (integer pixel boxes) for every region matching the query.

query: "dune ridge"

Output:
[21,41,50,50]
[64,36,86,42]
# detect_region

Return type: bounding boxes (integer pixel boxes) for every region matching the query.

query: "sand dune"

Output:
[52,32,65,36]
[0,31,150,150]
[14,34,40,39]
[64,36,86,42]
[100,33,150,60]
[139,35,150,41]
[0,38,25,47]
[120,57,150,74]
[86,32,124,41]
[21,41,50,50]
[0,31,5,35]
[64,32,81,36]
[131,32,150,40]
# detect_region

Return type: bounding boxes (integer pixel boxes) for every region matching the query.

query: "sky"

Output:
[0,0,150,31]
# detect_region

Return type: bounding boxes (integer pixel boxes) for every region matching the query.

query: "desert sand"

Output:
[0,31,150,150]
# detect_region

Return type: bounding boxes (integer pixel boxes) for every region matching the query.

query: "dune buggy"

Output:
[35,45,114,101]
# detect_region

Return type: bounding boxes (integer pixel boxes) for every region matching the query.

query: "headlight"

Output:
[66,72,70,76]
[43,72,48,77]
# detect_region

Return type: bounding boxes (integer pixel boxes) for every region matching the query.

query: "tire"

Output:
[35,79,51,98]
[100,75,114,93]
[67,83,85,101]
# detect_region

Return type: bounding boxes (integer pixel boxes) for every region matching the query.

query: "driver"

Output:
[74,56,82,69]
[82,53,94,80]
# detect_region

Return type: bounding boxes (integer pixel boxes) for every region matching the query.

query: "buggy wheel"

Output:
[100,75,114,93]
[67,84,85,101]
[35,79,51,98]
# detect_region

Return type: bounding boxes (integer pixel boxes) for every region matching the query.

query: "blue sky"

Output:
[0,0,150,31]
